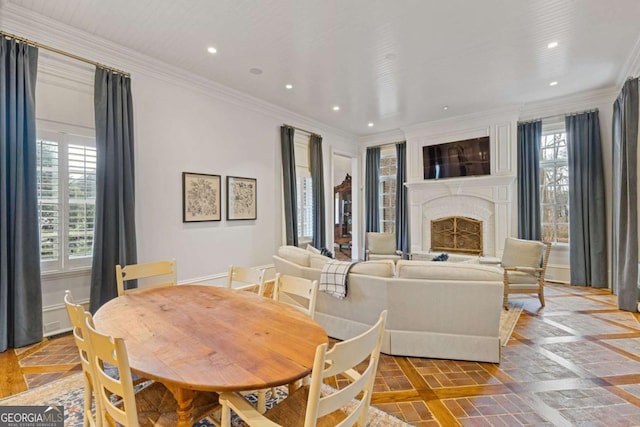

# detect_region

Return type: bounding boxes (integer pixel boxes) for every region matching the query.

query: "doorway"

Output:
[333,153,355,260]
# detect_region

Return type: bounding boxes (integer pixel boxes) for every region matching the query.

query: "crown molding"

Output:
[1,3,356,141]
[517,87,618,122]
[358,129,406,148]
[401,105,520,138]
[617,32,640,87]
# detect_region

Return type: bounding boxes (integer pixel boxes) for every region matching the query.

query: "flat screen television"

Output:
[423,136,490,180]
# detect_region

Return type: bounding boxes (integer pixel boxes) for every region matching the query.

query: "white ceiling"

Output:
[6,0,640,136]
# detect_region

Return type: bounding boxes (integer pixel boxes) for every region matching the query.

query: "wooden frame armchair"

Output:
[500,237,552,309]
[115,259,177,296]
[365,232,402,261]
[220,311,387,427]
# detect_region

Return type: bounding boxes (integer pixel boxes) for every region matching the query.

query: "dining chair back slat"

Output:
[116,259,177,296]
[226,265,266,295]
[272,274,318,319]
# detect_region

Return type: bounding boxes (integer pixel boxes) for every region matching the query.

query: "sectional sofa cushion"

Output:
[277,245,311,267]
[350,260,395,277]
[306,244,321,254]
[310,253,331,269]
[396,260,502,281]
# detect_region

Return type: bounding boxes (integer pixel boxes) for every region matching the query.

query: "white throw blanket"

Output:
[320,260,357,299]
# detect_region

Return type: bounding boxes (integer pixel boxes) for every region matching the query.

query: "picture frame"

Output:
[182,172,221,222]
[226,176,257,220]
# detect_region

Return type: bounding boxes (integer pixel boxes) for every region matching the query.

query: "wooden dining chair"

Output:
[272,273,319,319]
[63,290,102,427]
[226,265,266,295]
[220,310,387,427]
[246,273,319,413]
[82,311,220,426]
[115,259,177,296]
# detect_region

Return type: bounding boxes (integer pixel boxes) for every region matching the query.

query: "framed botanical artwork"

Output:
[226,176,257,220]
[182,172,221,222]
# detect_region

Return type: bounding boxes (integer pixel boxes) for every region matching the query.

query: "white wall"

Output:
[2,9,358,335]
[365,89,617,285]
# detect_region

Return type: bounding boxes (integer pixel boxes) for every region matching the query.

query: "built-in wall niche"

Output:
[422,136,490,180]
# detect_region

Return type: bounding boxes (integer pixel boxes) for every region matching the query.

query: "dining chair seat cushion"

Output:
[263,385,347,427]
[124,382,219,426]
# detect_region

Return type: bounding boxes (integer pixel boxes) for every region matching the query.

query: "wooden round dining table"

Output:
[93,284,328,427]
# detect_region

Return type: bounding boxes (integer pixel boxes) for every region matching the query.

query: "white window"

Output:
[540,129,569,243]
[297,172,314,241]
[294,132,314,243]
[379,145,397,233]
[37,129,96,273]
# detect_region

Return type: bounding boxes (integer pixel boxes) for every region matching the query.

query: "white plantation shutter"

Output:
[37,140,60,266]
[36,130,96,272]
[294,132,314,242]
[67,143,96,259]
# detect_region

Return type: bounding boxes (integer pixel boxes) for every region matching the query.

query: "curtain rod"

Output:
[1,31,130,77]
[519,108,599,124]
[282,124,321,138]
[365,141,405,150]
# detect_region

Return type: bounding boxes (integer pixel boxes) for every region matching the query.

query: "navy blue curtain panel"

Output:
[365,147,380,232]
[566,111,607,288]
[0,38,42,351]
[395,142,409,258]
[517,121,542,240]
[90,68,137,313]
[280,126,298,246]
[310,134,326,249]
[612,78,639,311]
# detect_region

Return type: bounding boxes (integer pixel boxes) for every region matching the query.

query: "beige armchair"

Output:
[365,232,402,261]
[500,237,551,309]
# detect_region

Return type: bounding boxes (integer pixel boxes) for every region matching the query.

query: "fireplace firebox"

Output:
[431,216,483,256]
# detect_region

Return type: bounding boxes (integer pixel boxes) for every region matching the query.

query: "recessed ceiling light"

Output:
[207,46,217,54]
[368,122,374,127]
[332,106,340,111]
[549,81,558,86]
[443,106,449,110]
[547,41,558,49]
[285,84,293,90]
[249,67,263,75]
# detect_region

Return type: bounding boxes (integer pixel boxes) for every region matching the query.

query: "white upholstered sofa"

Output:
[273,246,505,363]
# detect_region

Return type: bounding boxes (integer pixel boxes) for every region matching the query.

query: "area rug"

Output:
[500,301,524,345]
[0,373,413,427]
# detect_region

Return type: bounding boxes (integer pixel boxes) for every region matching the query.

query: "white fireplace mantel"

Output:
[405,175,516,257]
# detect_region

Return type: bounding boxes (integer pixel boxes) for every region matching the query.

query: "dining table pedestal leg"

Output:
[167,385,196,427]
